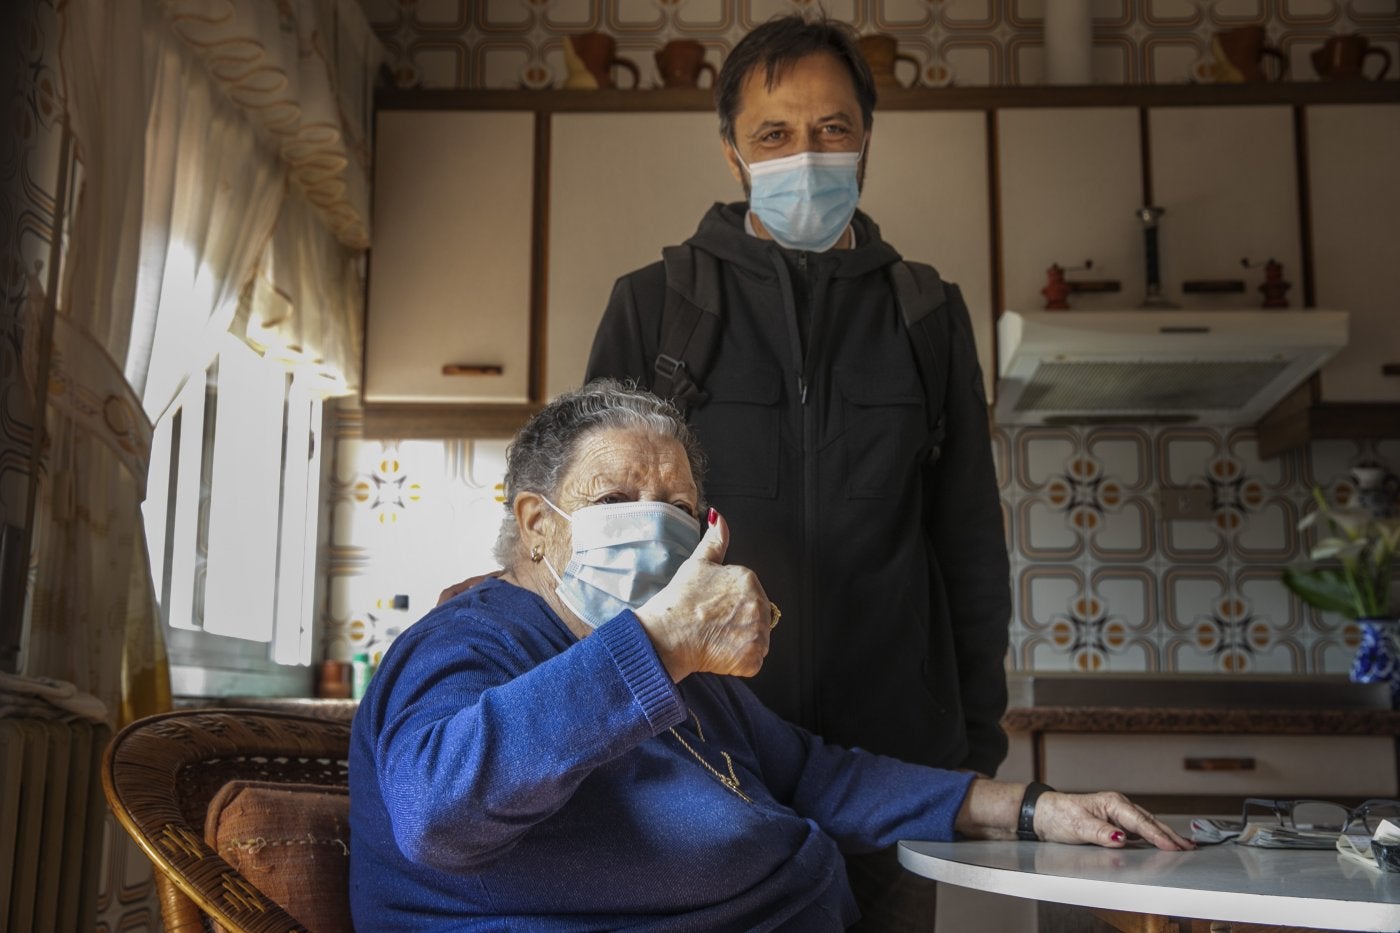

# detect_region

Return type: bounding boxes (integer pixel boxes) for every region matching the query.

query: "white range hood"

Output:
[995,309,1348,426]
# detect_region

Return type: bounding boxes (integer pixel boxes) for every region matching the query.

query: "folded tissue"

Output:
[1336,818,1400,871]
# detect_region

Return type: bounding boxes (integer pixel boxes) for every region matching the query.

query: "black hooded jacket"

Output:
[585,202,1011,774]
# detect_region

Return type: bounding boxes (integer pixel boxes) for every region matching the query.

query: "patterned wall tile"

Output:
[871,0,937,29]
[1088,495,1154,562]
[1017,494,1087,561]
[366,0,1399,89]
[999,421,1398,675]
[323,403,510,662]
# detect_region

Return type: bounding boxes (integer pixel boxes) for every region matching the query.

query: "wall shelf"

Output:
[378,80,1400,113]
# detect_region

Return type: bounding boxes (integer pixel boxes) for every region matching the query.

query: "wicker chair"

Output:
[102,708,353,933]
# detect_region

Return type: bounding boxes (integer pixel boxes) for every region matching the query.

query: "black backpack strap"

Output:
[654,245,722,414]
[889,260,952,461]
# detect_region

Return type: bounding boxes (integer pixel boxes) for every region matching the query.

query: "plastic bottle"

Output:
[351,651,373,700]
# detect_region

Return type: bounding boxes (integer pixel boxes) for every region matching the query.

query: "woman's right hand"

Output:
[634,509,773,681]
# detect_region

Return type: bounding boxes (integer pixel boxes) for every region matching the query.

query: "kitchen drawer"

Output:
[1041,733,1397,797]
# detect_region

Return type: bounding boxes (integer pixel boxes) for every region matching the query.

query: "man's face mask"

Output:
[738,146,863,252]
[541,498,701,629]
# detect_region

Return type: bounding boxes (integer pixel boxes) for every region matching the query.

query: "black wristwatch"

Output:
[1017,782,1053,842]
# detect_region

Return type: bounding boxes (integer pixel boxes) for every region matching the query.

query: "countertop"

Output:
[1002,705,1400,735]
[1002,673,1400,735]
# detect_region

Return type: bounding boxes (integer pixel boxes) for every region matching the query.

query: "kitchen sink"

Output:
[1007,672,1391,710]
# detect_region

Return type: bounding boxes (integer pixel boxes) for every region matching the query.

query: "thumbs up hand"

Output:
[634,508,774,682]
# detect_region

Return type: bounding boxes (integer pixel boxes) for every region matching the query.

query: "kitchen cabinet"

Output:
[1148,106,1302,310]
[545,113,735,399]
[993,104,1307,314]
[364,110,535,406]
[546,110,995,398]
[1007,707,1400,817]
[1257,103,1400,456]
[1042,733,1396,799]
[997,107,1142,313]
[362,83,1400,441]
[1307,104,1400,403]
[863,111,995,394]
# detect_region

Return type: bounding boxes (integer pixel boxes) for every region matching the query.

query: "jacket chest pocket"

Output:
[691,368,782,499]
[838,370,928,499]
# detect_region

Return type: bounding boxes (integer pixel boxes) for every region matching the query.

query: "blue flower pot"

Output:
[1351,619,1400,708]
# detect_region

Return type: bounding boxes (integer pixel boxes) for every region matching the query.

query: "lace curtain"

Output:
[25,0,380,726]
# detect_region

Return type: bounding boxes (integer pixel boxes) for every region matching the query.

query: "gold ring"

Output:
[769,604,782,629]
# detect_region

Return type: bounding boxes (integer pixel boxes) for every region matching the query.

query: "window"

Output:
[143,334,327,696]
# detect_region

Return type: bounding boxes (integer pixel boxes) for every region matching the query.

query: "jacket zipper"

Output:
[785,249,820,730]
[799,253,821,732]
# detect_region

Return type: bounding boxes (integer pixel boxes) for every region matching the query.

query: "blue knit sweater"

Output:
[349,578,975,931]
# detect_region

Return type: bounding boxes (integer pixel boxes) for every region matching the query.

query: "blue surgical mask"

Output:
[541,499,701,629]
[739,147,863,252]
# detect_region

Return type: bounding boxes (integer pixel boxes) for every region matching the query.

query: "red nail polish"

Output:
[1111,831,1124,843]
[707,507,718,526]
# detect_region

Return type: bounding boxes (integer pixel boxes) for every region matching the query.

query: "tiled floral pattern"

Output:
[1004,427,1400,675]
[363,0,1399,90]
[325,405,1399,680]
[323,409,512,665]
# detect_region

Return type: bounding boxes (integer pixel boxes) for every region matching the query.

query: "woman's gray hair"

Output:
[493,379,707,565]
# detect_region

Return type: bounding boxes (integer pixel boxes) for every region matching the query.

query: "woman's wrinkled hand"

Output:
[1036,790,1194,851]
[633,510,772,682]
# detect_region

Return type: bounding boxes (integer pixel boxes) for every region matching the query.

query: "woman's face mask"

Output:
[540,498,701,629]
[737,146,863,252]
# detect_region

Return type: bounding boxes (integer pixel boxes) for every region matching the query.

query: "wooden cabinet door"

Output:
[1148,106,1301,311]
[1041,733,1397,798]
[365,110,535,404]
[862,111,995,395]
[547,111,994,399]
[1307,103,1400,403]
[997,107,1142,313]
[545,113,735,400]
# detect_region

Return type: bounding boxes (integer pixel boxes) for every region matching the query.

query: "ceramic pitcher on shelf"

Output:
[563,32,640,90]
[1312,34,1392,81]
[857,34,919,88]
[655,39,716,88]
[1211,26,1288,83]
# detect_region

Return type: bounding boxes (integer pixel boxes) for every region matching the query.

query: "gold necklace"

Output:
[667,711,753,804]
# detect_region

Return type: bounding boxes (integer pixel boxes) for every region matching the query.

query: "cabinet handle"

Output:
[1183,757,1255,772]
[1383,364,1399,377]
[442,364,504,376]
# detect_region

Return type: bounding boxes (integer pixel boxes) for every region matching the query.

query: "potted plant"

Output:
[1283,486,1400,702]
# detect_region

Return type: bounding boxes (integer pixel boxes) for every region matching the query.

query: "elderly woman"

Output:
[349,380,1190,930]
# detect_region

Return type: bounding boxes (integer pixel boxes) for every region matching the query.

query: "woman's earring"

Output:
[530,544,544,563]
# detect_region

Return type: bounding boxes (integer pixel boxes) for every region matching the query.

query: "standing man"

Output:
[584,14,1011,929]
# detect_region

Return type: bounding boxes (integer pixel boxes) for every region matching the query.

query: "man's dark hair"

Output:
[715,14,876,146]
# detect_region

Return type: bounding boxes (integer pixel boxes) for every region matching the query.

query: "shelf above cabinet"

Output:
[378,80,1400,114]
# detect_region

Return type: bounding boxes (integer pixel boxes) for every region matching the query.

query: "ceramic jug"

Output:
[1211,26,1288,83]
[1312,34,1392,81]
[563,32,640,90]
[857,34,919,88]
[655,39,716,88]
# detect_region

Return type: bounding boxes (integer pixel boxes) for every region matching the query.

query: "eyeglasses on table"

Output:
[1241,797,1400,835]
